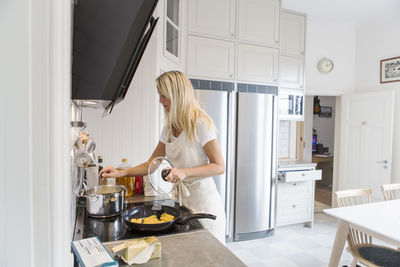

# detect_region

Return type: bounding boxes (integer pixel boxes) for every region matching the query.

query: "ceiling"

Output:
[282,0,400,25]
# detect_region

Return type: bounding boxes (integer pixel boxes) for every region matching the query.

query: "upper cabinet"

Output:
[279,55,304,89]
[187,35,235,80]
[185,0,284,84]
[281,11,305,57]
[164,0,182,63]
[188,0,236,39]
[237,43,279,84]
[279,10,306,121]
[238,0,280,46]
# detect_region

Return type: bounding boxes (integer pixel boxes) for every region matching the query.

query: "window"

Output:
[164,0,180,62]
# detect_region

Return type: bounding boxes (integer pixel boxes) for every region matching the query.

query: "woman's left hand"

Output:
[165,168,187,183]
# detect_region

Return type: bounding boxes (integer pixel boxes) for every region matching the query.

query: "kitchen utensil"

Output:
[85,163,99,189]
[123,205,216,233]
[147,157,175,196]
[73,131,96,168]
[84,185,127,218]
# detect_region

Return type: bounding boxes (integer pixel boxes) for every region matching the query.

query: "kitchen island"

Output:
[104,230,246,267]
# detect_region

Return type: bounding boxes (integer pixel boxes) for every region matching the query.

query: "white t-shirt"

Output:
[159,118,217,169]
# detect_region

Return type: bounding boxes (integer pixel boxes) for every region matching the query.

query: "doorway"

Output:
[305,95,337,209]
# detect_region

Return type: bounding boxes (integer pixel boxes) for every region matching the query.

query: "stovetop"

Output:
[74,198,203,243]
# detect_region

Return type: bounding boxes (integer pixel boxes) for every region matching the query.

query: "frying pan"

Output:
[123,205,216,232]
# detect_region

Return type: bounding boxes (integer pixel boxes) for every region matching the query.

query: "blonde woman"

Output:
[101,70,226,243]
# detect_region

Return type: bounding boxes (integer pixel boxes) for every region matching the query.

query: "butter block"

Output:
[112,236,162,264]
[144,236,161,259]
[122,239,148,261]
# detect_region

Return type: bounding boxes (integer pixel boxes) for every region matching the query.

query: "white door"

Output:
[238,0,280,46]
[237,43,279,84]
[188,0,235,39]
[187,35,235,80]
[338,91,394,201]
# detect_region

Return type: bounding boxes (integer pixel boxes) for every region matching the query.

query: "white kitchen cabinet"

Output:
[279,88,304,121]
[237,43,279,84]
[281,10,305,57]
[279,10,306,121]
[188,0,235,39]
[187,35,235,80]
[164,0,182,63]
[238,0,280,46]
[276,163,321,227]
[279,55,304,89]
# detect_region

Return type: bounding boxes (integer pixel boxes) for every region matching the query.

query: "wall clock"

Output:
[317,58,334,73]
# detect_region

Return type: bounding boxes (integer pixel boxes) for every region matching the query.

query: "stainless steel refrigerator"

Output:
[193,80,278,242]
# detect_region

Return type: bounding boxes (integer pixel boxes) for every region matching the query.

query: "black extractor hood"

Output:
[72,0,159,115]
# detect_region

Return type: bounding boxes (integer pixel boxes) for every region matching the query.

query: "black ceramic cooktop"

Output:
[80,199,203,243]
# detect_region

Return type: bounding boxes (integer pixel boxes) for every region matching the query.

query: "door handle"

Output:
[376,160,388,164]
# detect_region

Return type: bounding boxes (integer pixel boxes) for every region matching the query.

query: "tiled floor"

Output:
[226,212,354,267]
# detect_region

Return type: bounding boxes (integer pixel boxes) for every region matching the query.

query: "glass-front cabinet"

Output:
[279,88,304,120]
[164,0,180,62]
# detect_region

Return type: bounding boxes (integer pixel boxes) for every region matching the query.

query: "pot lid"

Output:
[147,157,175,196]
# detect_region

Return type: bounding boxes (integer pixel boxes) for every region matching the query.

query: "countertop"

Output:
[278,160,316,171]
[103,230,246,267]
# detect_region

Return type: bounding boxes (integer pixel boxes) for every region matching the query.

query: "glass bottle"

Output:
[116,158,134,197]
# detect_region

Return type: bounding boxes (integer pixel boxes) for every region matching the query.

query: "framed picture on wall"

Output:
[319,106,332,117]
[380,56,400,83]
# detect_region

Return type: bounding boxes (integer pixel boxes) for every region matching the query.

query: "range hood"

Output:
[72,0,159,116]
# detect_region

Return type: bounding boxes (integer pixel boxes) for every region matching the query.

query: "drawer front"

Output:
[276,198,312,225]
[280,170,322,182]
[277,181,312,201]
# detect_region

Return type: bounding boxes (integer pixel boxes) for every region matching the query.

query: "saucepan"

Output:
[84,185,127,218]
[123,205,216,232]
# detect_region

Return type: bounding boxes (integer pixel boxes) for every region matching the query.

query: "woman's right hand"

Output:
[100,166,123,179]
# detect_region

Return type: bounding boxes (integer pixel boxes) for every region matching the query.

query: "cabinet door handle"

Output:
[292,204,296,208]
[376,160,388,164]
[292,183,297,186]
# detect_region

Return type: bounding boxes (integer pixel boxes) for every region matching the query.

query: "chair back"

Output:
[381,183,400,201]
[334,188,373,247]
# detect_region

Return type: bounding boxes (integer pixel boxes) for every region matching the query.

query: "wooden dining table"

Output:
[324,199,400,267]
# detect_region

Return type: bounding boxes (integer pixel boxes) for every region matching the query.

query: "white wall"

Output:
[0,1,32,266]
[1,0,72,266]
[353,19,400,183]
[312,96,336,154]
[278,121,297,159]
[305,20,356,96]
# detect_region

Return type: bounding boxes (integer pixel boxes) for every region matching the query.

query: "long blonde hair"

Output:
[156,71,216,143]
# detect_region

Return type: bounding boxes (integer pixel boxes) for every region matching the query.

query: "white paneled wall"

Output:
[82,36,161,168]
[278,120,297,159]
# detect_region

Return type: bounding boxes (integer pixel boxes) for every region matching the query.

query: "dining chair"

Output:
[335,188,400,267]
[381,183,400,201]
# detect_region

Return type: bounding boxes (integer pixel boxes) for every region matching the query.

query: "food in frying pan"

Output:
[130,213,175,224]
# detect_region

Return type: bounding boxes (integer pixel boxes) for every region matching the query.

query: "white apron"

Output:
[165,131,226,244]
